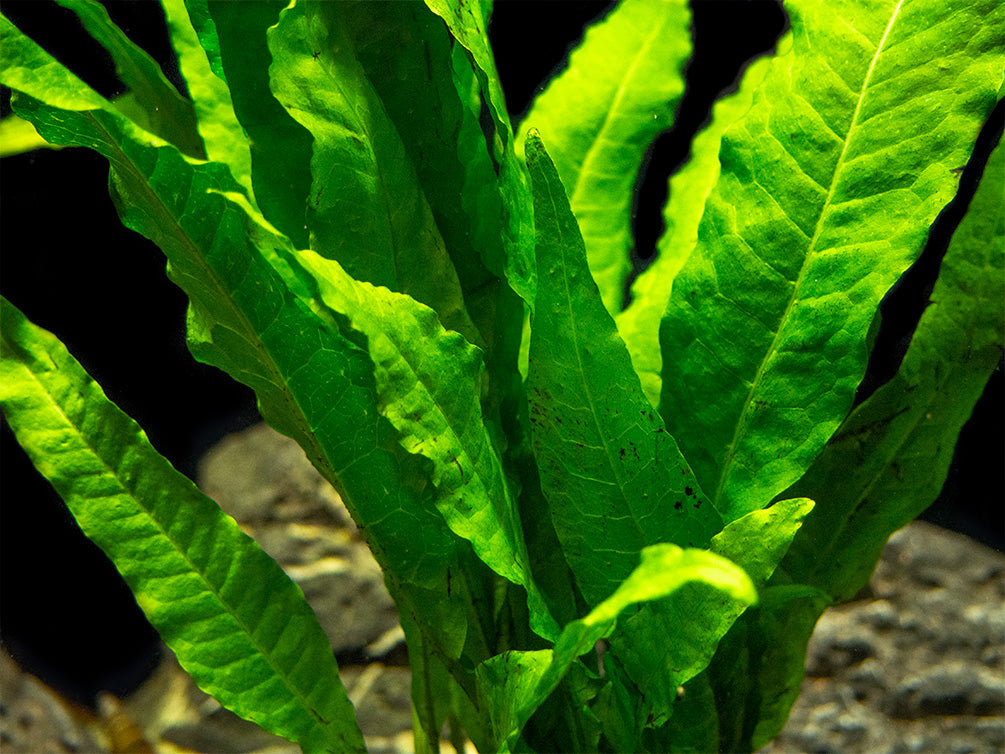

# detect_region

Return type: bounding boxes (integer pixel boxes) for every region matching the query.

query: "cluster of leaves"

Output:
[1,1,1002,753]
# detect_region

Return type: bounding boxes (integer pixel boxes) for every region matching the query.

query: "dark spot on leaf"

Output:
[685,486,694,497]
[674,501,683,510]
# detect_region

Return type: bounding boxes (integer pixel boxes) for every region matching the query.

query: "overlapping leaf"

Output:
[2,7,474,679]
[525,133,722,607]
[605,497,814,740]
[161,0,253,197]
[186,0,313,248]
[340,0,525,427]
[52,0,204,158]
[670,126,1005,754]
[476,542,757,753]
[266,1,477,346]
[520,0,691,314]
[0,298,365,754]
[659,0,1005,522]
[420,0,536,303]
[281,244,558,640]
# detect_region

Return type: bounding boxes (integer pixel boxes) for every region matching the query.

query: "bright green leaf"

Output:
[659,0,1004,523]
[520,0,692,314]
[266,1,477,344]
[190,0,313,248]
[617,55,772,407]
[477,543,757,753]
[783,132,1005,603]
[607,496,815,732]
[0,112,54,155]
[4,46,474,673]
[525,132,722,607]
[420,0,537,304]
[161,0,254,197]
[679,125,1005,754]
[287,244,559,640]
[0,297,365,754]
[54,0,204,158]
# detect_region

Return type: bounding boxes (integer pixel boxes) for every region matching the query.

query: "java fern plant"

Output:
[1,0,1002,751]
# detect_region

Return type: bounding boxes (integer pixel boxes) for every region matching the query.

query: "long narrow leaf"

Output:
[186,0,313,248]
[520,0,692,313]
[680,127,1005,754]
[0,297,365,754]
[266,1,477,345]
[605,496,815,741]
[525,132,722,608]
[286,243,559,640]
[783,132,1005,603]
[421,0,536,304]
[341,0,526,430]
[658,0,1004,522]
[617,55,772,407]
[2,12,475,674]
[161,0,254,197]
[54,0,204,158]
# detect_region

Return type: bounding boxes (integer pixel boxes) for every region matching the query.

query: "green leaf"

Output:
[0,12,107,111]
[678,126,1005,754]
[420,0,537,304]
[54,0,204,158]
[422,0,508,159]
[0,297,365,754]
[2,24,474,673]
[525,132,722,608]
[161,0,254,198]
[266,1,477,344]
[0,112,55,156]
[476,543,757,753]
[659,0,1005,523]
[659,583,828,754]
[340,0,526,430]
[617,55,772,407]
[288,244,559,640]
[519,0,692,314]
[605,497,814,734]
[189,0,313,248]
[783,131,1005,604]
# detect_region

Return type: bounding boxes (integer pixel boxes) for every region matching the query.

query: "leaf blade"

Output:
[659,0,1005,521]
[0,297,365,754]
[525,132,722,608]
[616,55,772,407]
[476,543,757,753]
[520,0,692,313]
[54,0,204,157]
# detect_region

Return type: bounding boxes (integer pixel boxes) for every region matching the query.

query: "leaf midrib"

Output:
[713,1,905,515]
[568,14,668,210]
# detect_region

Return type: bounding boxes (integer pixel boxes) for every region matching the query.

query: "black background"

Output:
[1,0,1001,707]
